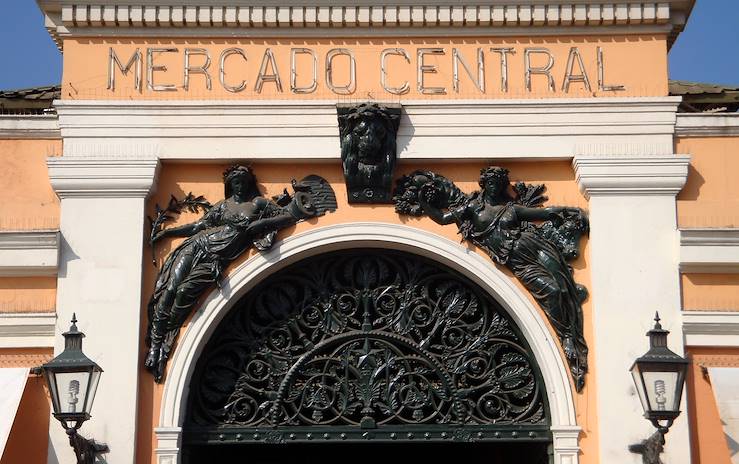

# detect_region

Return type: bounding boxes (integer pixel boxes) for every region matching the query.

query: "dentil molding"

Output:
[572,153,691,198]
[37,1,693,47]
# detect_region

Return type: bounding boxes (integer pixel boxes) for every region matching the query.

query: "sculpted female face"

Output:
[483,174,506,197]
[229,172,253,199]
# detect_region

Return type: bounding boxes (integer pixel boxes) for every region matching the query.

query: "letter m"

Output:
[108,48,142,91]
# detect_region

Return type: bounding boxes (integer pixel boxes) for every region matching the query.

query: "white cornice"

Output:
[54,97,680,160]
[0,115,60,139]
[683,311,739,347]
[0,313,56,348]
[47,157,160,198]
[572,153,690,198]
[680,228,739,273]
[37,1,692,46]
[675,113,739,138]
[0,231,59,277]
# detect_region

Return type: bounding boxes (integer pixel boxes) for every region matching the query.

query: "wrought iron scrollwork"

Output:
[187,250,547,441]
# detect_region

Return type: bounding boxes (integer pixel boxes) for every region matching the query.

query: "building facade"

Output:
[1,1,738,463]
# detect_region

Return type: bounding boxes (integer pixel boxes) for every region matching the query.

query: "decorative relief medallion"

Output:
[186,250,547,444]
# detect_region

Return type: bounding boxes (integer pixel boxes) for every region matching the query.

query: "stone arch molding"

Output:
[155,222,581,464]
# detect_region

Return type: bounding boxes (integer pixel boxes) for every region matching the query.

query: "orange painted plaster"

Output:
[0,376,51,464]
[677,137,739,228]
[0,139,61,231]
[0,277,56,313]
[136,161,597,463]
[62,35,667,101]
[0,349,52,464]
[681,274,739,312]
[686,347,739,464]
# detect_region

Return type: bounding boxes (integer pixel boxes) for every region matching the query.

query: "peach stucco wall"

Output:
[61,35,667,101]
[681,273,739,312]
[686,347,739,464]
[0,277,56,313]
[677,136,739,228]
[135,161,598,463]
[0,139,61,231]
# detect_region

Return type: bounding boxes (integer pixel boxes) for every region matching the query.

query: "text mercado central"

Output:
[107,45,626,95]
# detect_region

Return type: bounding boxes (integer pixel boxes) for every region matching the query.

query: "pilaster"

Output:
[573,153,691,464]
[46,156,159,464]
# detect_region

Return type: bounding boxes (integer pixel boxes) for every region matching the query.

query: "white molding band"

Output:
[572,153,691,198]
[0,313,56,348]
[683,311,739,347]
[0,231,60,277]
[0,115,60,140]
[675,113,739,138]
[55,97,680,160]
[156,222,579,464]
[680,228,739,273]
[47,157,160,198]
[37,1,692,44]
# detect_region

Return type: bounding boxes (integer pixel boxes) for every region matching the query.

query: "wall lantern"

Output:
[628,312,689,464]
[37,314,108,464]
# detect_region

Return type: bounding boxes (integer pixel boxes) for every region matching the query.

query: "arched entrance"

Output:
[155,224,580,464]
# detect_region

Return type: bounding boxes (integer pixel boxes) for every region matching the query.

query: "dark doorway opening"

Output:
[185,441,550,464]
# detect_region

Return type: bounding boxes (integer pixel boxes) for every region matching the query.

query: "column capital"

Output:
[572,154,690,199]
[47,156,160,199]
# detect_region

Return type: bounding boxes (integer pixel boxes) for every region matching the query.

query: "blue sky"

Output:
[0,1,737,90]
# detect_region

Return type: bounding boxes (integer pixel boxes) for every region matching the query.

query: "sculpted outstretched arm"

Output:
[515,205,575,223]
[151,220,207,243]
[419,198,466,225]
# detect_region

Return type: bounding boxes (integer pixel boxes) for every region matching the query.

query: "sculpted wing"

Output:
[291,175,338,216]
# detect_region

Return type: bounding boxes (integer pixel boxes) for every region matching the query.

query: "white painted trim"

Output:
[0,313,56,348]
[0,115,60,139]
[55,97,680,160]
[675,113,739,137]
[572,153,691,198]
[156,222,579,464]
[0,231,59,277]
[680,228,739,273]
[47,157,160,198]
[683,311,739,347]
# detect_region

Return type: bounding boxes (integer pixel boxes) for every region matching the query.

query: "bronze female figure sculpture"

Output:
[145,165,336,381]
[394,167,589,390]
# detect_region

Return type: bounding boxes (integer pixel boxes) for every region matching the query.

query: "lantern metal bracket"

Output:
[628,429,666,464]
[66,427,109,464]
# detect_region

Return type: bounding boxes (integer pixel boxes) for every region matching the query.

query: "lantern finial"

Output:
[653,311,662,330]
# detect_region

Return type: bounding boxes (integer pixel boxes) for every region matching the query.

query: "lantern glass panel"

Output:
[43,369,61,415]
[53,371,91,415]
[631,365,649,413]
[83,369,101,414]
[642,371,679,413]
